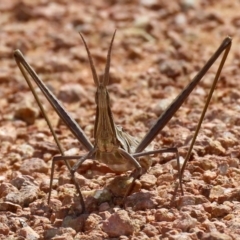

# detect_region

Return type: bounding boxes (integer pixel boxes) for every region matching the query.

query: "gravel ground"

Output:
[1,0,240,239]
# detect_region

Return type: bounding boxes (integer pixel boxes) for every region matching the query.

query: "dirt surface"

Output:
[1,0,240,239]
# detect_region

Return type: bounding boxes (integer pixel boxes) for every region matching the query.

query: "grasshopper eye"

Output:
[95,92,98,104]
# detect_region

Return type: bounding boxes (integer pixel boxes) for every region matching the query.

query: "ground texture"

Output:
[1,0,240,239]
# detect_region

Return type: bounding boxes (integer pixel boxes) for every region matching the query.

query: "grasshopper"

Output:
[14,31,232,212]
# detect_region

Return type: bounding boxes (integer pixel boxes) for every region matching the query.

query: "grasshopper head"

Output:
[79,30,116,109]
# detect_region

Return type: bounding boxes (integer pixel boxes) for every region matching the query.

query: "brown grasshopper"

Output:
[14,31,232,213]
